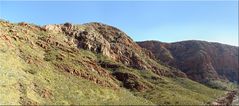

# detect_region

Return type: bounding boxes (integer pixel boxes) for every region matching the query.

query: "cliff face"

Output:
[137,40,239,83]
[43,22,186,77]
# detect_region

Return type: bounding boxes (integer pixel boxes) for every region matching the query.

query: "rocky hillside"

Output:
[137,40,238,87]
[0,20,235,105]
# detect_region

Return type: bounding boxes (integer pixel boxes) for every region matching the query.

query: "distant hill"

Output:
[137,40,238,87]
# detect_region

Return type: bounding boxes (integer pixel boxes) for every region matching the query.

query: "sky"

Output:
[0,1,238,46]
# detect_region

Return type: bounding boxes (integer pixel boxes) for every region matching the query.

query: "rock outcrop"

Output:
[43,22,185,78]
[112,71,150,91]
[211,90,237,105]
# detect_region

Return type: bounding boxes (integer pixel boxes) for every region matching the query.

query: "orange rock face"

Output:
[138,40,239,83]
[52,22,185,78]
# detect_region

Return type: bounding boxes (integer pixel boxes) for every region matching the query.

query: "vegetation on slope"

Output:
[0,20,234,105]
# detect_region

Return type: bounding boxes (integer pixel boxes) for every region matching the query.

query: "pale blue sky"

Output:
[0,1,238,46]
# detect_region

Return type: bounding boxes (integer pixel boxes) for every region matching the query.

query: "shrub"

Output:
[24,69,37,74]
[28,69,37,74]
[204,80,227,90]
[44,49,58,61]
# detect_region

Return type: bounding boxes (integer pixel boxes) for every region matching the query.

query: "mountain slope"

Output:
[137,40,238,87]
[0,20,228,105]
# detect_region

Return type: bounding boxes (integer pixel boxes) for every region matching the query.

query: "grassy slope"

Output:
[100,58,227,105]
[0,20,231,105]
[122,66,226,105]
[0,50,153,105]
[136,77,225,105]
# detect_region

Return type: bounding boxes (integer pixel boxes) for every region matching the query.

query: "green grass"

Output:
[204,79,238,90]
[95,55,227,105]
[0,44,153,105]
[36,66,153,105]
[134,77,226,105]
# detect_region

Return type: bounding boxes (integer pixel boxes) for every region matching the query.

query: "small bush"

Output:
[25,69,37,74]
[205,80,227,90]
[44,49,58,61]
